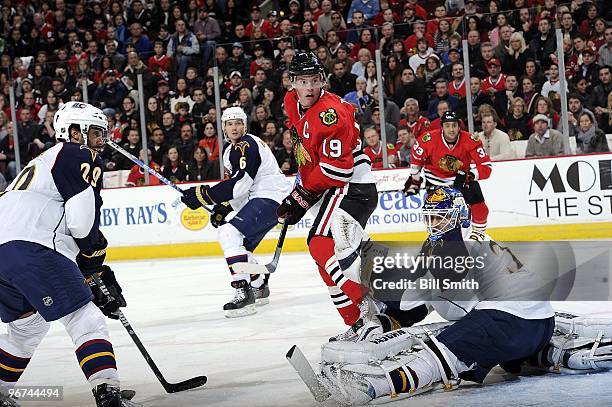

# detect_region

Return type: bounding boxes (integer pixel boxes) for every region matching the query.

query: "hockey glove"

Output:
[403,176,422,196]
[277,185,319,225]
[453,170,476,189]
[211,203,233,228]
[181,185,214,209]
[76,231,108,276]
[88,265,127,320]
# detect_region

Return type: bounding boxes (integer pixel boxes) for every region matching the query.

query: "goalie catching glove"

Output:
[181,185,214,209]
[87,265,127,320]
[277,185,319,225]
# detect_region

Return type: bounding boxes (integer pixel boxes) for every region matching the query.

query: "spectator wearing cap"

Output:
[598,27,612,68]
[223,71,244,104]
[481,58,506,96]
[267,10,283,37]
[476,113,514,161]
[125,22,153,58]
[167,19,200,79]
[225,42,251,78]
[317,0,345,39]
[395,3,419,39]
[575,47,601,93]
[155,79,173,112]
[245,6,274,39]
[502,32,534,79]
[194,7,221,68]
[529,18,556,70]
[440,47,462,79]
[525,114,564,158]
[93,70,128,110]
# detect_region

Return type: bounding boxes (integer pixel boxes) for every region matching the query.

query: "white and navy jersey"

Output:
[208,134,292,209]
[0,142,104,262]
[401,236,554,321]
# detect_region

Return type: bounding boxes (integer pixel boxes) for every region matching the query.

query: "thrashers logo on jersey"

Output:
[319,108,338,127]
[426,188,449,204]
[438,154,463,172]
[234,141,250,156]
[290,126,312,167]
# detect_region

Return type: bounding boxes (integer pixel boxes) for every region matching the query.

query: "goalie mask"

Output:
[54,101,108,147]
[422,187,471,241]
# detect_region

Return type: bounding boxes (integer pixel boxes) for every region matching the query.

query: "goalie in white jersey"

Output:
[181,107,292,317]
[0,102,138,407]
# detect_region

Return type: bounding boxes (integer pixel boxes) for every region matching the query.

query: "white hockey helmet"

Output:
[54,101,108,145]
[221,106,248,136]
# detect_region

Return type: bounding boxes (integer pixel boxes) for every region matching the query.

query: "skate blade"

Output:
[224,305,257,318]
[255,298,270,306]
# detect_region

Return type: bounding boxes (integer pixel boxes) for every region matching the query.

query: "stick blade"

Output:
[164,376,207,393]
[286,345,331,402]
[231,262,276,274]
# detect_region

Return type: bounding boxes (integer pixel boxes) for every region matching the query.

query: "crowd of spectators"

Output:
[0,0,611,189]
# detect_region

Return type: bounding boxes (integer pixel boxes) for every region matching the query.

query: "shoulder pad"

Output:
[422,132,431,142]
[319,107,339,127]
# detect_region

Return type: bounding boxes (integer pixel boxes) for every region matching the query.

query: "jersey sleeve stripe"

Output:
[320,167,353,181]
[320,162,353,174]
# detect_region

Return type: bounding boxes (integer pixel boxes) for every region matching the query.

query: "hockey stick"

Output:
[230,174,302,275]
[92,274,207,393]
[286,345,331,402]
[106,140,212,213]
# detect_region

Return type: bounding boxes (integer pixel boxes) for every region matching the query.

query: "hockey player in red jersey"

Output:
[403,111,492,239]
[278,52,379,341]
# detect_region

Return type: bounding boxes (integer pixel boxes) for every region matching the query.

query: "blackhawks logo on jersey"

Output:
[290,126,312,167]
[470,133,480,142]
[319,108,338,127]
[422,133,431,142]
[438,154,464,172]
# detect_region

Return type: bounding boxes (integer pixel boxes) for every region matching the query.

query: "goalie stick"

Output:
[286,345,331,403]
[106,140,212,213]
[92,274,207,393]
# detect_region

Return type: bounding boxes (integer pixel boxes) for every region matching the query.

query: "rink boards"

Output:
[101,153,612,260]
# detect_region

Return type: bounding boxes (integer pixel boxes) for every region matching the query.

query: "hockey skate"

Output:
[92,384,141,407]
[329,296,384,342]
[251,275,270,306]
[224,280,256,318]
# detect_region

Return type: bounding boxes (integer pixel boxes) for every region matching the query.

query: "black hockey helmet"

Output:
[440,111,459,123]
[288,51,326,79]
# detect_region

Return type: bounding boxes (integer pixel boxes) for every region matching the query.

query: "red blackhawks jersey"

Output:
[411,129,492,185]
[284,89,375,195]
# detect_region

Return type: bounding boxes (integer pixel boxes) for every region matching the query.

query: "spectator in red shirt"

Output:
[245,6,274,39]
[481,58,506,97]
[148,41,172,79]
[399,98,430,139]
[449,63,467,99]
[363,127,397,169]
[350,28,376,62]
[403,20,435,52]
[126,149,162,187]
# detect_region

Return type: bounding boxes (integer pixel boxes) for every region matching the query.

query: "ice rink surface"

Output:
[10,252,612,407]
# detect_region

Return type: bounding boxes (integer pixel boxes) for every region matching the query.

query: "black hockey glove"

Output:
[403,176,422,196]
[211,203,233,228]
[453,170,476,190]
[76,231,108,276]
[88,265,127,320]
[181,185,214,209]
[277,185,320,225]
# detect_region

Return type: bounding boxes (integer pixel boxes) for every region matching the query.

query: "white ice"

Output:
[8,252,612,407]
